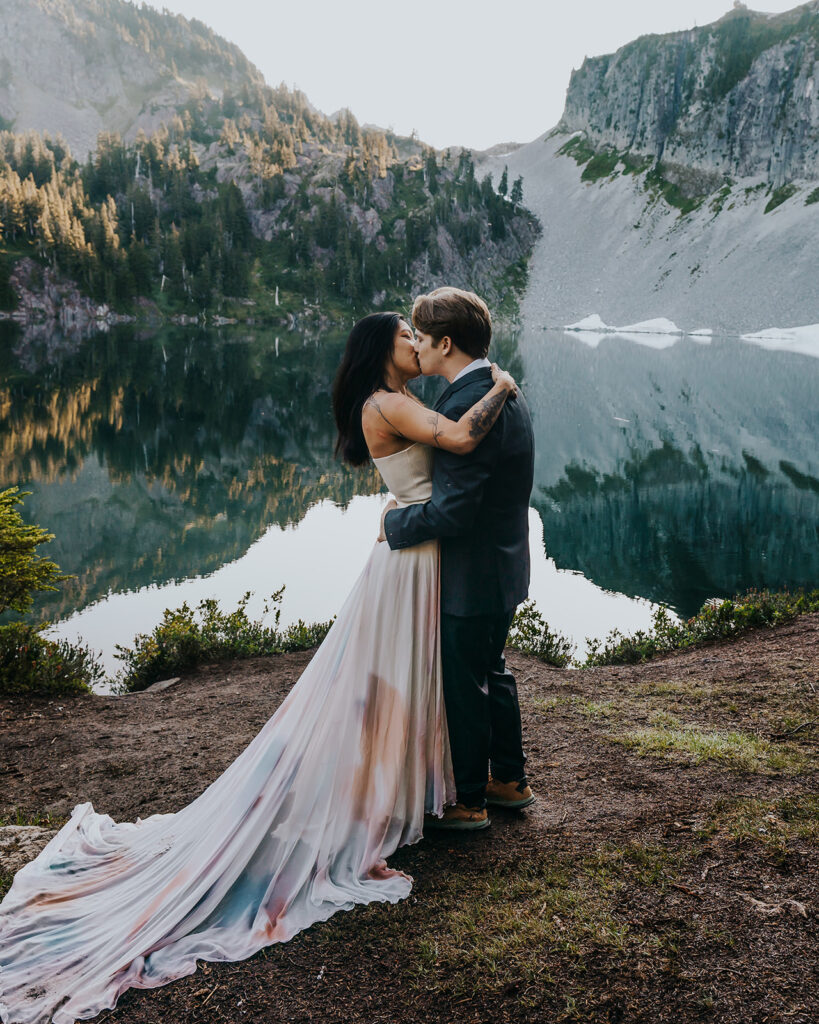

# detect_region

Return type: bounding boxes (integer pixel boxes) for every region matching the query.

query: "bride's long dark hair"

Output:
[333,312,403,466]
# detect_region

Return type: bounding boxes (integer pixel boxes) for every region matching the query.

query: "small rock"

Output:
[143,677,182,693]
[0,826,58,875]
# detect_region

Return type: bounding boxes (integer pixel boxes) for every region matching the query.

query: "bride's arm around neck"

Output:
[362,369,516,459]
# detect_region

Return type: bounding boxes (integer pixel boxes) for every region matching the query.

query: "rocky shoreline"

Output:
[0,257,346,332]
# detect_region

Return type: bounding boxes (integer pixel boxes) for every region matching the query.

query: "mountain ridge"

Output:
[0,0,266,160]
[558,1,819,184]
[483,2,819,333]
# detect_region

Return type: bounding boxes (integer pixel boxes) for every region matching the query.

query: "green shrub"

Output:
[0,622,102,696]
[507,601,575,667]
[584,588,819,667]
[805,187,819,206]
[115,589,333,692]
[0,488,98,696]
[764,183,798,214]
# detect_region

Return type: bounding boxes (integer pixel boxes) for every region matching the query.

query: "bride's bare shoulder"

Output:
[362,389,423,421]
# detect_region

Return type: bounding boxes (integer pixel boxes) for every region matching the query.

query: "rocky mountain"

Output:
[0,0,264,160]
[562,1,819,185]
[0,1,537,319]
[484,2,819,333]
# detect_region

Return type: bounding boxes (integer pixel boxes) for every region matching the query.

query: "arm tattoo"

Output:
[365,395,406,438]
[468,391,506,440]
[427,412,445,448]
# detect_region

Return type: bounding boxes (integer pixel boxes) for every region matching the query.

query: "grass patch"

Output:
[613,720,809,774]
[557,134,596,166]
[702,795,819,851]
[0,809,67,828]
[533,696,618,719]
[620,151,653,176]
[644,166,704,216]
[805,187,819,206]
[764,183,798,213]
[709,184,733,216]
[0,810,67,901]
[580,148,621,183]
[114,589,333,692]
[310,842,680,1003]
[533,695,571,714]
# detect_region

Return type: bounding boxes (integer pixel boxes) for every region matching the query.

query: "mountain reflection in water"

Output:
[1,321,817,670]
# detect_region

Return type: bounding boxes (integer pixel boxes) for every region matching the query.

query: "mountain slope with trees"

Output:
[0,0,538,321]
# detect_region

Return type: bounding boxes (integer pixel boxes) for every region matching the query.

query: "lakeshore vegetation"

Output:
[2,489,817,696]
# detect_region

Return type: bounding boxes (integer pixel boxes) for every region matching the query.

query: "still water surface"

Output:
[2,322,817,683]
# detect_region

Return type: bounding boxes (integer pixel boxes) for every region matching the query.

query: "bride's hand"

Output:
[491,363,517,395]
[377,498,398,542]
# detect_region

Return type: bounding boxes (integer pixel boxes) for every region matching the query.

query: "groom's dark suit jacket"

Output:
[384,367,535,617]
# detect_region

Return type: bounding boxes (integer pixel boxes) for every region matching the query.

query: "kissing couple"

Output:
[0,287,535,1024]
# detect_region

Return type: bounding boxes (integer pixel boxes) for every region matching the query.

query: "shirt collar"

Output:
[451,357,491,384]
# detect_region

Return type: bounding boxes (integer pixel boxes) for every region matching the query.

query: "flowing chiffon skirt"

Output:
[0,537,455,1024]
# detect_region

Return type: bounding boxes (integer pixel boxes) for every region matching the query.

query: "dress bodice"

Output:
[372,443,433,506]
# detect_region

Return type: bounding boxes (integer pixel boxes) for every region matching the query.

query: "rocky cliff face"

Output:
[0,0,264,159]
[483,3,819,332]
[561,2,819,185]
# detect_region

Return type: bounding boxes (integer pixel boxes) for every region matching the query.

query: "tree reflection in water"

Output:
[1,321,817,629]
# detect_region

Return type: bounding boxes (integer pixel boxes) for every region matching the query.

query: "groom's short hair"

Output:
[411,287,492,359]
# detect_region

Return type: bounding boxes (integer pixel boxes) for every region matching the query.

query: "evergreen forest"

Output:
[0,83,536,320]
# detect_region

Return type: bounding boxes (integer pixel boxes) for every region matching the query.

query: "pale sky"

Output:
[153,1,804,150]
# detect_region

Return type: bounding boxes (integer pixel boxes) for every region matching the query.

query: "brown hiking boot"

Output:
[486,777,535,809]
[424,803,490,831]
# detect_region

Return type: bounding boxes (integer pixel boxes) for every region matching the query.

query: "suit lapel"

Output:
[433,367,492,411]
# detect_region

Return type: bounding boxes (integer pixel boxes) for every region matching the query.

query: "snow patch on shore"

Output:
[616,318,683,335]
[564,315,707,349]
[740,324,819,359]
[565,314,610,332]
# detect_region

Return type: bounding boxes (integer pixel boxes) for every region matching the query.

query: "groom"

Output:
[379,287,535,830]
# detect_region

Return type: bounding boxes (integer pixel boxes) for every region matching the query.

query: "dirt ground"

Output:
[2,615,818,1023]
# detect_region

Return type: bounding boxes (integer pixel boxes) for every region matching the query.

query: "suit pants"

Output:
[440,608,526,809]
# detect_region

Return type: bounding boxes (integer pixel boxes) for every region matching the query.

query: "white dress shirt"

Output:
[451,357,491,384]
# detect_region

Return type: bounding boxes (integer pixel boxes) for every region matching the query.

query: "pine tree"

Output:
[0,487,67,616]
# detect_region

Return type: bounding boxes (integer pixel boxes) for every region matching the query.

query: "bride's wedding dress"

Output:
[0,443,454,1024]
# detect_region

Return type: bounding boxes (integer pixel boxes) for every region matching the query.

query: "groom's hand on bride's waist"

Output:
[377,499,398,542]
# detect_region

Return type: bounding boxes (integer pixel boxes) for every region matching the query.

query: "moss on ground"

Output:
[612,719,810,774]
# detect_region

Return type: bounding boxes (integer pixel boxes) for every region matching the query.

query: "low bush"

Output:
[115,589,333,692]
[584,588,819,667]
[507,601,575,667]
[764,183,798,213]
[0,621,103,696]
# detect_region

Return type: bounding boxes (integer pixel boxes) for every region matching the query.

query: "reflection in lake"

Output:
[522,330,819,615]
[2,321,817,680]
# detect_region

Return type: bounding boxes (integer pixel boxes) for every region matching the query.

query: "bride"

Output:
[0,311,516,1024]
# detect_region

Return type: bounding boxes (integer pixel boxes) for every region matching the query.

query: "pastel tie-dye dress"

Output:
[0,443,455,1024]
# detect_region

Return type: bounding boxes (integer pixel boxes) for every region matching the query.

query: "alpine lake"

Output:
[2,320,817,689]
